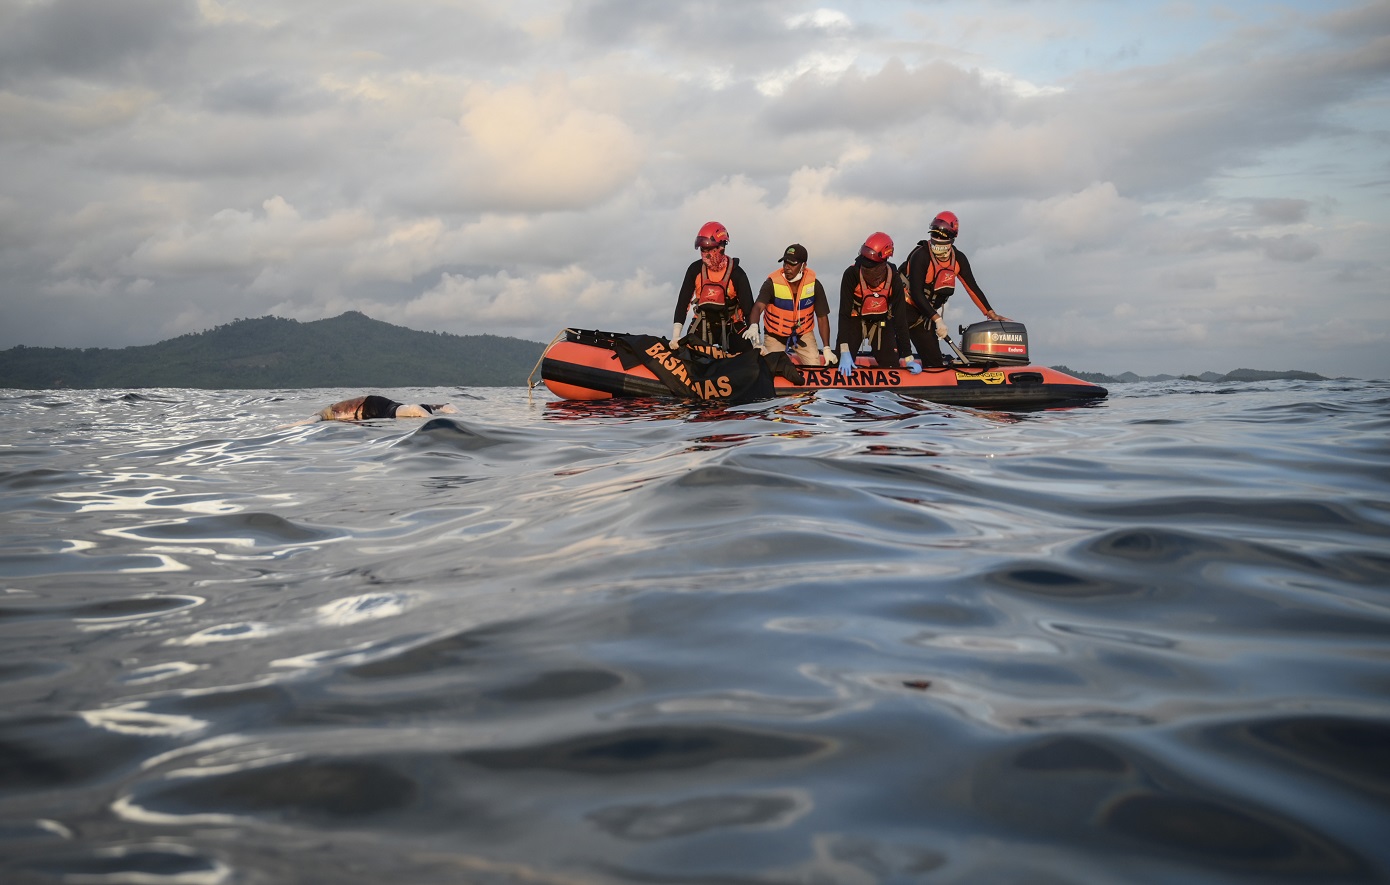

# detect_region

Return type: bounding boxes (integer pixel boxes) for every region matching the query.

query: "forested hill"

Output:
[0,312,548,389]
[1051,366,1332,384]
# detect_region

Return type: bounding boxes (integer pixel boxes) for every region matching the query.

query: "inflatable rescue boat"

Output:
[539,321,1107,408]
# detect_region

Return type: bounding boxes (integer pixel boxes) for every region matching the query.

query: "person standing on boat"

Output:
[835,232,921,379]
[747,243,837,366]
[899,211,1011,367]
[671,221,755,354]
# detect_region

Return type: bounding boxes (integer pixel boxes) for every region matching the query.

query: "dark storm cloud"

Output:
[88,117,330,179]
[765,58,1004,132]
[201,72,331,116]
[1248,198,1313,225]
[1262,234,1321,263]
[1172,227,1321,264]
[825,17,1390,205]
[0,0,197,85]
[1082,34,1390,198]
[318,3,538,69]
[567,0,784,50]
[1317,0,1390,37]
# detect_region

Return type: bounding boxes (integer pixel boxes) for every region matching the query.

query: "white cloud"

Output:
[381,75,646,213]
[1018,183,1143,250]
[757,52,858,97]
[398,266,666,340]
[786,9,852,32]
[0,0,1387,379]
[979,68,1064,99]
[125,197,374,276]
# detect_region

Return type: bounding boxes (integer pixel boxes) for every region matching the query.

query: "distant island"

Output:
[0,312,546,389]
[0,312,1337,390]
[1051,366,1332,384]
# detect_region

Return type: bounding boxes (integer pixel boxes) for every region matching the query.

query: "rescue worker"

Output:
[746,243,837,365]
[671,221,755,354]
[899,211,1011,367]
[835,232,921,379]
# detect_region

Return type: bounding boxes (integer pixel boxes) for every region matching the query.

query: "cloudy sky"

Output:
[2,0,1387,378]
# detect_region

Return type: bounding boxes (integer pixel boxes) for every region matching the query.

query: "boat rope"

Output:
[527,328,573,401]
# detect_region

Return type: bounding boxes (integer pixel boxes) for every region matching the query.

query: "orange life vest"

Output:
[903,247,961,314]
[854,265,893,319]
[921,251,958,298]
[693,262,736,315]
[763,268,817,339]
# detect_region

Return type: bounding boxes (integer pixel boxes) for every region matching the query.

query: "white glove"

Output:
[934,315,948,339]
[670,322,683,344]
[741,325,761,346]
[821,346,837,365]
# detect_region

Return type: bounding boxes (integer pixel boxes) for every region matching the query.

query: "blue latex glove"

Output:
[839,354,855,379]
[905,359,923,374]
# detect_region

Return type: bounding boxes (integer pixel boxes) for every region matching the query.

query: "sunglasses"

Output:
[930,231,954,243]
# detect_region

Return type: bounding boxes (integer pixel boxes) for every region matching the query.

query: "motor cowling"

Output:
[959,320,1029,365]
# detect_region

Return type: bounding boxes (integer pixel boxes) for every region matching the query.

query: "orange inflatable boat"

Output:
[539,323,1107,408]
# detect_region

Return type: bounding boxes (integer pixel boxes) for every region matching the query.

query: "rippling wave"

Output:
[1,381,1388,883]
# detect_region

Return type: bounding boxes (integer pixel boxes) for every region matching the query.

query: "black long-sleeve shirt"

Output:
[673,258,754,323]
[901,243,994,319]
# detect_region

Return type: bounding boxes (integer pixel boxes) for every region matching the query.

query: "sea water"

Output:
[0,381,1387,884]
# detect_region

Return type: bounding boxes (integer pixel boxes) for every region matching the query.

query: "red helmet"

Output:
[694,221,730,251]
[859,231,895,263]
[930,211,959,240]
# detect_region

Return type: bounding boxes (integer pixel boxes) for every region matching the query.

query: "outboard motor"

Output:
[958,320,1030,365]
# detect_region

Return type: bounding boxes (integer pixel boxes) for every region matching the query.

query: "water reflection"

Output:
[588,791,811,840]
[1,384,1387,883]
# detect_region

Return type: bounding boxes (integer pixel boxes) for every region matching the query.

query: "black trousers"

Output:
[691,313,753,354]
[843,319,901,368]
[907,319,946,367]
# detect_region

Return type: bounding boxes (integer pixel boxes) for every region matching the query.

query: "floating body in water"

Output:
[317,395,456,421]
[280,395,458,428]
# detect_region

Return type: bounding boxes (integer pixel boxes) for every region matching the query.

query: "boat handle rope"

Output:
[527,328,574,401]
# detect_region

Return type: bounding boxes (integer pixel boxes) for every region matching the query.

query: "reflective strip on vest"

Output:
[763,268,817,338]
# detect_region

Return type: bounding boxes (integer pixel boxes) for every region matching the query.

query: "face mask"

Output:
[863,263,889,287]
[930,241,953,260]
[702,248,727,272]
